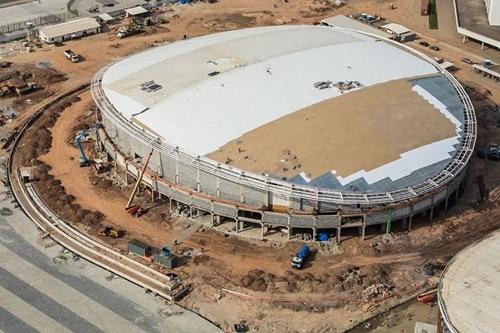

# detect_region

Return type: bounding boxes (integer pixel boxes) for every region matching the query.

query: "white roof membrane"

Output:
[102,25,438,155]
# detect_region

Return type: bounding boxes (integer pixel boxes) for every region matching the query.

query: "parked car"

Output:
[419,41,429,47]
[430,45,440,51]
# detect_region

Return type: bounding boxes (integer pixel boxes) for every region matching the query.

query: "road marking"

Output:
[0,285,72,333]
[0,242,147,333]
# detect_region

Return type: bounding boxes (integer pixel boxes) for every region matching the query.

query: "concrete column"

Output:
[210,213,214,227]
[455,188,460,201]
[408,214,413,231]
[261,223,265,239]
[287,215,291,240]
[169,197,172,213]
[312,227,317,241]
[481,42,485,50]
[336,226,341,244]
[462,35,466,43]
[361,215,366,241]
[429,194,435,222]
[235,218,239,233]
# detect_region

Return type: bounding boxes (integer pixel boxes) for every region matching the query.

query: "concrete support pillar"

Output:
[399,217,406,229]
[462,35,466,43]
[455,188,460,201]
[481,42,485,50]
[169,197,172,213]
[235,218,239,233]
[408,214,413,231]
[210,213,214,227]
[261,224,265,239]
[288,226,291,240]
[445,196,449,211]
[336,226,341,244]
[361,215,366,241]
[312,227,317,241]
[380,223,386,233]
[429,194,435,222]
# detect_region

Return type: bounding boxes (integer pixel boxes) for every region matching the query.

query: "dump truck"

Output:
[291,244,310,269]
[98,225,120,238]
[64,50,81,63]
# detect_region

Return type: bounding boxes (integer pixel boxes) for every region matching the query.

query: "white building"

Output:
[39,18,101,44]
[484,0,500,25]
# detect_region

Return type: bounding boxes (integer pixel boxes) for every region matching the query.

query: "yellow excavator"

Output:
[98,225,120,238]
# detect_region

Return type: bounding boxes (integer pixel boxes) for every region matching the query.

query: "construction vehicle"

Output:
[74,131,90,167]
[477,144,500,161]
[64,49,81,63]
[116,25,143,38]
[125,204,146,217]
[0,85,12,97]
[291,244,310,269]
[116,19,143,38]
[98,225,120,238]
[16,82,37,95]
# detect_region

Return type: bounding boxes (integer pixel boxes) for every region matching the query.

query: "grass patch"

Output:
[428,0,439,29]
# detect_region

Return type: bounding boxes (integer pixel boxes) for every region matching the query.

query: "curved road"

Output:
[0,161,221,333]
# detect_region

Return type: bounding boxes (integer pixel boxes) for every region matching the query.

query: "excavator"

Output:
[98,225,120,238]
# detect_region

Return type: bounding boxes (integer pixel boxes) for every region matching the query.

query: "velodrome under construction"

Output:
[91,24,477,241]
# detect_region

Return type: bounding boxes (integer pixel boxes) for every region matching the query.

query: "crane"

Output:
[74,131,90,167]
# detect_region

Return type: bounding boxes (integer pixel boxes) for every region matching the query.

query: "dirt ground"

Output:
[5,0,500,332]
[208,78,457,179]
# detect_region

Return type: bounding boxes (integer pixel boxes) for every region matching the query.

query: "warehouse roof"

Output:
[439,230,500,333]
[125,6,148,16]
[381,23,410,35]
[100,25,465,192]
[99,13,114,22]
[39,18,100,39]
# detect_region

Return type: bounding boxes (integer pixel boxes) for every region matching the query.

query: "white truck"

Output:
[64,50,81,63]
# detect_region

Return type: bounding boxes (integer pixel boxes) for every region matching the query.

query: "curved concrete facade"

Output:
[91,27,476,241]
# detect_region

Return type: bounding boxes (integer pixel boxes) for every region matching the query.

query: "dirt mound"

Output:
[18,93,106,228]
[240,269,339,294]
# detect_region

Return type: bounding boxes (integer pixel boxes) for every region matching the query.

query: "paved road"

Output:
[0,163,221,333]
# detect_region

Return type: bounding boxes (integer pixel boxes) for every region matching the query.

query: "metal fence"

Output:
[0,12,77,34]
